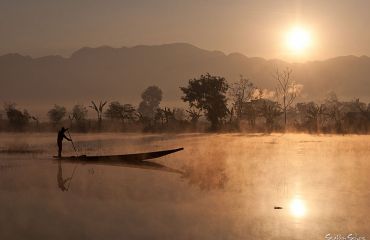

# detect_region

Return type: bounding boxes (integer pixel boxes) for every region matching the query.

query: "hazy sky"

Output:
[1,0,370,61]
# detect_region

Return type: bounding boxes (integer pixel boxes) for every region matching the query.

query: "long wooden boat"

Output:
[53,147,183,163]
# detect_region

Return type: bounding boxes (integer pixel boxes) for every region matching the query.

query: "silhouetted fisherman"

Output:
[57,127,71,158]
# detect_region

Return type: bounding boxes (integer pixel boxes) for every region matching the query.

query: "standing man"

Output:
[57,127,71,158]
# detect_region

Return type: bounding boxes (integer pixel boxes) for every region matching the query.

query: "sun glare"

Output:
[286,27,312,54]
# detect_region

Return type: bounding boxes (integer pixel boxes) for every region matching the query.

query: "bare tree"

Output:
[89,100,107,129]
[274,67,301,127]
[229,75,256,121]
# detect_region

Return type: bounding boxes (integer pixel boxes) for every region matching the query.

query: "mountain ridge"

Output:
[1,43,369,111]
[2,42,369,63]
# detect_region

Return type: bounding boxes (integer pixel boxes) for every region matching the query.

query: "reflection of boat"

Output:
[84,159,183,174]
[53,147,183,162]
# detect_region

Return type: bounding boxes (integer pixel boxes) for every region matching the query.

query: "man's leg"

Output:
[58,142,62,158]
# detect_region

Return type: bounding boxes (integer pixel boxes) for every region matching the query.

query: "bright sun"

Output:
[286,27,312,54]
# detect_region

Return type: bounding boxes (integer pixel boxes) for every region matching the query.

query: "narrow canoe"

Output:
[53,147,183,162]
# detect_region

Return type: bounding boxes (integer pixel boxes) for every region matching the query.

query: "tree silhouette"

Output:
[258,99,282,132]
[186,108,202,126]
[323,99,343,133]
[181,73,229,130]
[296,102,325,133]
[354,98,370,121]
[229,75,256,121]
[138,86,162,119]
[4,103,30,131]
[274,68,301,127]
[89,100,107,130]
[122,104,139,123]
[71,104,88,131]
[105,101,124,121]
[47,104,66,126]
[154,107,176,126]
[154,108,166,126]
[307,103,325,132]
[105,102,138,125]
[243,101,259,128]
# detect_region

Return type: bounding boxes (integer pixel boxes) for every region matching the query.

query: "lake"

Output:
[0,133,369,240]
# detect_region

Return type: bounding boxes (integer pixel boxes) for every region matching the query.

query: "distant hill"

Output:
[1,43,369,111]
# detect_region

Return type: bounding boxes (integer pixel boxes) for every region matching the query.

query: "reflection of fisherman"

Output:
[57,127,71,158]
[57,159,72,191]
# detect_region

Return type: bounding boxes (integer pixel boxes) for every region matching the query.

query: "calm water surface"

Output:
[0,133,369,240]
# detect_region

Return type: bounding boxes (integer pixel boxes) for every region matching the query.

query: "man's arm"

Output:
[63,134,72,141]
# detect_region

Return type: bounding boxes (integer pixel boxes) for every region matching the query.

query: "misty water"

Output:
[0,133,369,240]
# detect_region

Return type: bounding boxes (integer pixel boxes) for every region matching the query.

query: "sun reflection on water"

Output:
[290,197,306,218]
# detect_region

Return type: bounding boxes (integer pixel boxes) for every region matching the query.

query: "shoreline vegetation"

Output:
[1,71,369,135]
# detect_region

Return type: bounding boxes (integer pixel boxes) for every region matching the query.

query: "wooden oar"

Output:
[67,130,78,154]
